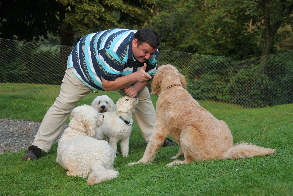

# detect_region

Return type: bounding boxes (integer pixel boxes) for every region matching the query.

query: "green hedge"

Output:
[185,53,293,108]
[1,39,292,108]
[0,39,70,85]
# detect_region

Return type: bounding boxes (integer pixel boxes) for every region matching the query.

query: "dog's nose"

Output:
[101,105,105,109]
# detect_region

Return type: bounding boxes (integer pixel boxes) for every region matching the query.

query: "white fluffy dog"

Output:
[91,95,115,113]
[96,96,138,157]
[56,104,118,185]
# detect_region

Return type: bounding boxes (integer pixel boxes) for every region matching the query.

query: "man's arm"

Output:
[102,63,151,91]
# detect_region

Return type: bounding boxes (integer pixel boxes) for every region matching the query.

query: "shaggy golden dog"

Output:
[129,64,275,167]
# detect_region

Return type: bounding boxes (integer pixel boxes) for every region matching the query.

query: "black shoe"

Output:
[22,145,42,161]
[162,138,178,147]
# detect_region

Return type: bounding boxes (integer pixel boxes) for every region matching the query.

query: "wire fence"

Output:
[1,38,292,108]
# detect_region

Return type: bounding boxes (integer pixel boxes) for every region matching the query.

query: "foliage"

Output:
[157,50,194,74]
[1,0,293,57]
[54,0,157,44]
[184,52,293,108]
[225,67,273,108]
[0,39,67,85]
[277,25,293,51]
[0,0,156,45]
[149,0,293,59]
[263,52,293,105]
[148,0,200,51]
[1,38,292,108]
[187,55,235,102]
[0,0,60,41]
[0,84,292,195]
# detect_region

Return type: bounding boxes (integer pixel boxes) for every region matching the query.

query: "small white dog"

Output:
[91,95,115,113]
[96,96,138,157]
[56,104,118,185]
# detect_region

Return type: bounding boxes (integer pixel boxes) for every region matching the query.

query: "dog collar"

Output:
[119,116,131,126]
[163,84,181,91]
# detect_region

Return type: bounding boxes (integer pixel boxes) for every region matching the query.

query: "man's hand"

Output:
[102,63,151,91]
[136,63,152,83]
[123,86,138,98]
[123,82,148,97]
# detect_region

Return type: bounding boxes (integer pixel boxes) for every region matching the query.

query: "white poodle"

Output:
[96,96,138,157]
[91,95,115,113]
[56,104,119,185]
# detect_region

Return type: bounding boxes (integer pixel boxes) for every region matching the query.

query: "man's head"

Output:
[132,28,160,63]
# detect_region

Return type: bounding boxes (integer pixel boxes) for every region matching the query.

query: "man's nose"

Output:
[144,53,151,60]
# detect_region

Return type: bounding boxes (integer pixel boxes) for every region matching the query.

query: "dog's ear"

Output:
[69,108,76,120]
[151,70,162,95]
[109,99,116,112]
[83,118,97,137]
[180,73,187,89]
[81,106,99,137]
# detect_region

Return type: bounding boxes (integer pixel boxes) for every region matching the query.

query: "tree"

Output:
[214,0,293,57]
[48,0,156,45]
[0,0,60,41]
[149,0,293,59]
[0,0,156,45]
[255,0,293,56]
[148,0,199,51]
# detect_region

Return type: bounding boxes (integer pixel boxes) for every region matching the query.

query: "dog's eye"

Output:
[125,99,129,101]
[98,101,101,104]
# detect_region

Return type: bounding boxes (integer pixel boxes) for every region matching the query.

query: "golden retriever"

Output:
[129,64,275,167]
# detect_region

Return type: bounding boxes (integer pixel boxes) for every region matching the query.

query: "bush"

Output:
[187,55,235,102]
[263,53,293,105]
[187,53,293,108]
[1,39,292,108]
[224,67,273,108]
[0,39,68,84]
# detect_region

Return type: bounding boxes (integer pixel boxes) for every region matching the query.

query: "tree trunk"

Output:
[58,3,74,46]
[58,3,74,70]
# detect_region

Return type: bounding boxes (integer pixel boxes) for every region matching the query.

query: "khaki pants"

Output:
[33,68,155,152]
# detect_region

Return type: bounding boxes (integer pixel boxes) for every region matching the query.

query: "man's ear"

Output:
[132,39,138,48]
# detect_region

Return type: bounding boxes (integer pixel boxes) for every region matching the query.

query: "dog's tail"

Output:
[222,142,275,159]
[87,163,119,185]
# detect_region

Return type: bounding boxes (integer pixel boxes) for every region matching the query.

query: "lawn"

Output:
[0,83,292,195]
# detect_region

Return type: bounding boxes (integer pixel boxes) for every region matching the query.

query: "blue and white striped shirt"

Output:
[67,28,158,90]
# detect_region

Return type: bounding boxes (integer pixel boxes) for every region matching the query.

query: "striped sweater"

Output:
[67,28,158,90]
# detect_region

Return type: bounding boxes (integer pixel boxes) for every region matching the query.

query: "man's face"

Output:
[132,39,157,63]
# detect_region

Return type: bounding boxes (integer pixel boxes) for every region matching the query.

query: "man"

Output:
[23,28,176,161]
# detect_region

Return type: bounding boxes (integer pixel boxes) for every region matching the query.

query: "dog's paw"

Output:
[127,161,140,166]
[66,170,84,177]
[166,160,187,167]
[128,160,151,166]
[170,155,178,159]
[88,170,118,185]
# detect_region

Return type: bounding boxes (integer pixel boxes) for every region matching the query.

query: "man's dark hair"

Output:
[133,28,160,49]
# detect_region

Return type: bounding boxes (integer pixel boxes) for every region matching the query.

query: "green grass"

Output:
[0,83,123,121]
[0,83,292,195]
